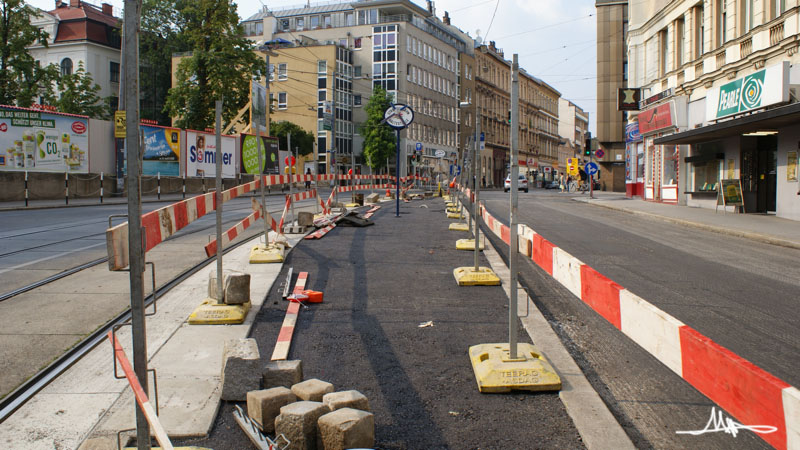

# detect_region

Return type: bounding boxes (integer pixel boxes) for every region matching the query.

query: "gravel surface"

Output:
[175,198,584,450]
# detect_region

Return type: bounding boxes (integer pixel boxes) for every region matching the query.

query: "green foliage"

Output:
[165,0,261,132]
[270,121,314,156]
[362,86,395,172]
[0,0,53,106]
[56,61,109,119]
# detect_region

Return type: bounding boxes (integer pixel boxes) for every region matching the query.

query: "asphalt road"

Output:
[477,188,799,449]
[176,199,584,450]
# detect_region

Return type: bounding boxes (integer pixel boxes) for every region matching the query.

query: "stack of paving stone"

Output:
[222,339,374,450]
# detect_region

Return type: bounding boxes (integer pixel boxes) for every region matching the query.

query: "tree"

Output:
[56,61,109,119]
[362,86,395,172]
[164,0,261,131]
[270,121,314,156]
[0,0,52,106]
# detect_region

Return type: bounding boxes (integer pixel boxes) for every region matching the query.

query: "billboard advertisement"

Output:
[186,130,237,178]
[240,134,279,175]
[0,106,89,173]
[141,125,180,176]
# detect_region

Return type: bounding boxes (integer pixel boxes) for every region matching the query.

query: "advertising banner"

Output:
[141,125,180,176]
[186,130,237,178]
[251,80,267,129]
[0,106,89,173]
[240,133,279,175]
[705,62,789,121]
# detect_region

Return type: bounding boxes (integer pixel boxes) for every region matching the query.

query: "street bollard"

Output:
[65,172,69,205]
[100,171,104,204]
[24,171,29,207]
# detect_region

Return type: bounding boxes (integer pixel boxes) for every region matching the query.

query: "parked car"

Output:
[544,180,560,189]
[504,174,529,192]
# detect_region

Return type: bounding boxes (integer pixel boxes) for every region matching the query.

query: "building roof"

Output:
[50,1,119,27]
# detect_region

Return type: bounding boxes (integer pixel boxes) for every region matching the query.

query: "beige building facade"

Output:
[627,0,800,220]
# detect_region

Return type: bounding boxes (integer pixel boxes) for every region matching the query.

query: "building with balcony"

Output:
[474,41,561,187]
[242,0,467,177]
[627,0,800,220]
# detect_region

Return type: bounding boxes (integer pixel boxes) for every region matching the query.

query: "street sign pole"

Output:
[509,54,520,359]
[395,129,400,217]
[215,100,223,304]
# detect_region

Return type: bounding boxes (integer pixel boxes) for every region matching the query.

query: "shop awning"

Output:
[654,101,800,145]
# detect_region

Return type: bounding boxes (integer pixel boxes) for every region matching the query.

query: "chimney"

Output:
[427,0,435,15]
[102,3,112,15]
[55,0,63,8]
[69,0,80,7]
[443,11,450,25]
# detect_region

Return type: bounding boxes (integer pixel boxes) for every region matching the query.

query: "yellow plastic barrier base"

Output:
[455,238,484,251]
[445,202,457,208]
[453,266,500,286]
[468,343,562,393]
[443,195,451,202]
[446,212,464,219]
[188,299,250,325]
[448,222,470,231]
[345,202,360,208]
[249,244,283,264]
[446,207,461,213]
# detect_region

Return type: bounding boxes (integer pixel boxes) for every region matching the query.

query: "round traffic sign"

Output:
[595,148,605,159]
[415,142,423,151]
[584,162,599,176]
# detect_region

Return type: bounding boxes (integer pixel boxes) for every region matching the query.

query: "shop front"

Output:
[637,98,687,203]
[625,122,644,197]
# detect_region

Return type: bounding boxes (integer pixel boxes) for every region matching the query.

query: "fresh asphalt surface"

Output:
[476,188,795,449]
[175,198,584,450]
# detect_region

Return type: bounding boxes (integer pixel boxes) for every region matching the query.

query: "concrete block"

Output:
[207,271,251,304]
[322,390,370,412]
[275,401,330,450]
[292,378,334,402]
[221,338,260,401]
[224,272,251,305]
[77,436,116,450]
[365,193,379,204]
[297,212,314,227]
[317,408,374,450]
[263,359,303,389]
[247,387,297,433]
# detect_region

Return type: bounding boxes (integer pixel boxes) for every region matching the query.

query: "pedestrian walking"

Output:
[305,168,312,189]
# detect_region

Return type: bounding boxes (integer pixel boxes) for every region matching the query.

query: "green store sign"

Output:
[716,70,766,118]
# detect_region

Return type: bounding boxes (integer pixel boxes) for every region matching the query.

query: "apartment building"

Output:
[29,0,121,108]
[474,41,561,187]
[557,98,591,184]
[627,0,800,220]
[596,0,629,192]
[242,0,467,177]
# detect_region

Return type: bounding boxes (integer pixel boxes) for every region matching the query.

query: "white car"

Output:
[504,174,529,192]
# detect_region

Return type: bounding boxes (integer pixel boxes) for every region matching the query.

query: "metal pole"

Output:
[215,100,223,304]
[100,171,104,203]
[288,133,295,223]
[395,129,400,217]
[255,121,267,243]
[509,54,520,359]
[65,172,68,205]
[123,0,150,446]
[473,98,481,272]
[24,170,28,207]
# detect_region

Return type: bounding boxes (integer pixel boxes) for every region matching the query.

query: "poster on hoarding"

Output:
[0,106,89,173]
[186,130,237,178]
[240,134,279,175]
[141,125,180,176]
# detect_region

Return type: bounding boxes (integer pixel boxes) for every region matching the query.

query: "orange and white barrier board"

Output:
[462,185,800,450]
[108,331,173,450]
[271,272,309,361]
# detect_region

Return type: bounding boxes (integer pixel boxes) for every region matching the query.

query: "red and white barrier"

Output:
[271,272,309,361]
[462,186,800,450]
[108,331,173,450]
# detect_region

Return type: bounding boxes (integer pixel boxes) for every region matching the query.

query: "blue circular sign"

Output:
[415,142,423,151]
[584,162,599,176]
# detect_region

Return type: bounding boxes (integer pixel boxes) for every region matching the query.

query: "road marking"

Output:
[0,242,106,275]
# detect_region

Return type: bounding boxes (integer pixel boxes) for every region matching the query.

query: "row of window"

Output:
[407,94,455,122]
[406,64,457,98]
[407,122,455,148]
[57,58,120,83]
[406,35,457,73]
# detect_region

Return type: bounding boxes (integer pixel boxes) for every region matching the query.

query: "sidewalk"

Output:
[573,191,800,250]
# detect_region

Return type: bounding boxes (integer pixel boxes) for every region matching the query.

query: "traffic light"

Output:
[507,110,511,123]
[584,148,591,157]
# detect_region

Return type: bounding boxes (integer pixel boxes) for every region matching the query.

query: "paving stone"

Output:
[317,408,374,450]
[297,212,314,227]
[291,378,334,402]
[365,193,379,203]
[321,390,370,412]
[247,386,297,433]
[207,270,251,304]
[221,338,260,401]
[263,359,303,389]
[275,401,330,450]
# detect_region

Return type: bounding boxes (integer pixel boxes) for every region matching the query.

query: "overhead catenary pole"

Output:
[473,95,481,272]
[215,100,223,304]
[122,0,150,447]
[509,54,520,359]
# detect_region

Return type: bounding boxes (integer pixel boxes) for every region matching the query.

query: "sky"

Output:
[27,0,598,132]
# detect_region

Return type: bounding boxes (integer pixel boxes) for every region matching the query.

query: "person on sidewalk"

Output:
[305,168,312,189]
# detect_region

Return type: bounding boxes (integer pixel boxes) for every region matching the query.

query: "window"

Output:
[278,63,287,80]
[346,13,354,26]
[278,92,287,109]
[110,61,120,82]
[659,28,668,75]
[280,19,289,31]
[716,0,727,46]
[296,17,304,31]
[773,0,786,19]
[695,6,705,58]
[354,38,361,49]
[407,35,411,52]
[676,18,684,67]
[269,63,275,81]
[412,38,417,55]
[243,20,263,36]
[310,15,319,29]
[407,64,411,81]
[354,65,362,77]
[741,0,754,34]
[318,90,326,101]
[354,94,362,106]
[60,58,73,76]
[318,60,327,74]
[324,15,331,28]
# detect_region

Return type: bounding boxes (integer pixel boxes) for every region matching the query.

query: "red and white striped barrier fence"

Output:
[277,196,292,231]
[463,186,800,450]
[108,331,173,449]
[363,205,380,219]
[271,272,309,360]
